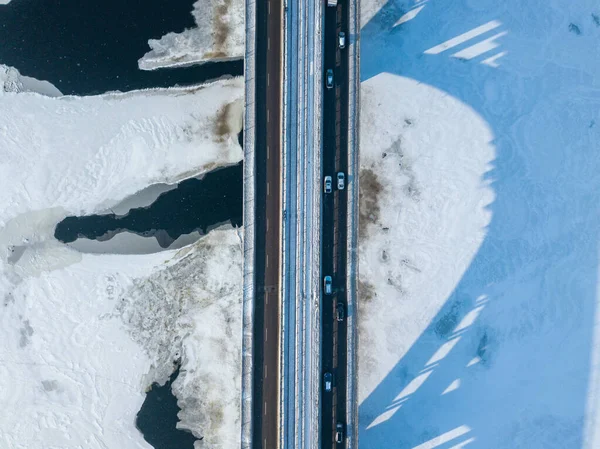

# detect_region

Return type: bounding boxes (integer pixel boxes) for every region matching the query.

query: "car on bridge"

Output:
[338,31,346,49]
[337,172,345,190]
[336,302,345,321]
[326,69,334,89]
[324,175,332,193]
[324,275,333,295]
[324,372,333,392]
[335,423,344,444]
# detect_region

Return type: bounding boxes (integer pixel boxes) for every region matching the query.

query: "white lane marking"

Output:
[266,217,270,232]
[267,181,270,195]
[265,327,268,342]
[267,144,270,160]
[267,72,270,86]
[267,109,270,123]
[264,401,267,416]
[265,363,268,379]
[266,254,269,267]
[268,2,271,15]
[268,37,271,50]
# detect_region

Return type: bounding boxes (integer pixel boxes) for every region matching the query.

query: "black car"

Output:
[336,302,345,322]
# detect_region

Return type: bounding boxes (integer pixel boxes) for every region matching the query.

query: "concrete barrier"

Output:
[345,0,361,447]
[240,0,257,446]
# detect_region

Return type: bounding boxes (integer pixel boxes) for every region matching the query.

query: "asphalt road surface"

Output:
[252,0,283,446]
[321,0,350,447]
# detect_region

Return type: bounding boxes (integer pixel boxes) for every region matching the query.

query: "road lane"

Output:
[321,0,350,447]
[253,0,283,446]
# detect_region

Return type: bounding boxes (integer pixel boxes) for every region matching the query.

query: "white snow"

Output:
[0,66,243,224]
[358,0,600,448]
[1,64,62,96]
[0,66,244,448]
[138,0,244,71]
[122,229,243,448]
[0,249,162,449]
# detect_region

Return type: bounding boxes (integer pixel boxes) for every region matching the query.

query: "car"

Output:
[335,423,344,443]
[336,302,345,321]
[337,172,345,190]
[326,69,334,89]
[324,275,333,295]
[338,31,346,49]
[324,175,332,193]
[324,372,333,392]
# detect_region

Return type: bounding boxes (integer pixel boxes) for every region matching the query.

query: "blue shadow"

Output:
[358,0,600,448]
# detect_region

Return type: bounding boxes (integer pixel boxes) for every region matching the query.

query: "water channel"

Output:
[55,162,243,248]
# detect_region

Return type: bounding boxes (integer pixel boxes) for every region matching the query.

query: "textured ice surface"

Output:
[0,64,62,96]
[0,66,243,224]
[0,67,243,448]
[121,229,242,448]
[138,0,244,70]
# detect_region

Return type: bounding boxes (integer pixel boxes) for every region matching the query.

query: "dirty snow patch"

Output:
[138,0,244,70]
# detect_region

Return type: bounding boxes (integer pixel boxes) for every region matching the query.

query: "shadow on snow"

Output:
[359,0,600,448]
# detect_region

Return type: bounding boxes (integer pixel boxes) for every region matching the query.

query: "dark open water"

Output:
[55,161,243,247]
[0,0,242,95]
[136,364,200,449]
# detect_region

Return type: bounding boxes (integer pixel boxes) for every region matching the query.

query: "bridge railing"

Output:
[241,0,257,445]
[345,0,360,447]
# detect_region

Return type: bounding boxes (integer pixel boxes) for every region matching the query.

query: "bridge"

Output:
[241,0,360,447]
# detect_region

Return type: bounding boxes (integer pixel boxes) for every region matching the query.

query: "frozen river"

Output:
[0,1,243,448]
[0,0,242,95]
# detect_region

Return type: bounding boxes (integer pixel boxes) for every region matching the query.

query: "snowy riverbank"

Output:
[0,66,243,448]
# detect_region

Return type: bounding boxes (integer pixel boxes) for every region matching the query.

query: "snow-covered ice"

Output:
[121,229,243,448]
[0,65,243,223]
[0,66,244,448]
[1,64,62,96]
[138,0,244,71]
[358,0,600,448]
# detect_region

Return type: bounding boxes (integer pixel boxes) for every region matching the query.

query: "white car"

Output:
[335,423,344,443]
[338,32,346,49]
[326,69,334,89]
[337,172,345,190]
[324,372,333,392]
[324,175,332,193]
